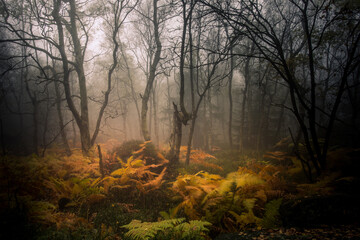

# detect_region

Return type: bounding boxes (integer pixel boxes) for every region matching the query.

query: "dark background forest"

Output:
[1,0,360,239]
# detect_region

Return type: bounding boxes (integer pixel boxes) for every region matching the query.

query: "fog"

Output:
[1,0,359,157]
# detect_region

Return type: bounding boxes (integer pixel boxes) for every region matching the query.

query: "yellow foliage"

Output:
[131,159,145,168]
[111,168,126,177]
[224,172,264,190]
[172,172,223,220]
[97,176,119,192]
[227,198,262,229]
[171,167,284,231]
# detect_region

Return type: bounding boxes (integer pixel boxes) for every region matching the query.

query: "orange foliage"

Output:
[179,146,223,171]
[132,141,169,166]
[138,167,167,193]
[60,149,101,178]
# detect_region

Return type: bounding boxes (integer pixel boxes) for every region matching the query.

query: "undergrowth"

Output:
[1,140,357,239]
[122,218,211,240]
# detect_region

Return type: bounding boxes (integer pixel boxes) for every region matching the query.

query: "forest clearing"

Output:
[1,0,360,239]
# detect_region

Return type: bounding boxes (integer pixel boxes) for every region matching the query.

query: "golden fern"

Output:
[171,169,273,230]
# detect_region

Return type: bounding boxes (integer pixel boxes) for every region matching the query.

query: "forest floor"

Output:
[215,225,360,239]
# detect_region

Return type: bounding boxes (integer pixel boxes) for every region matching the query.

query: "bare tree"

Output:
[0,0,137,155]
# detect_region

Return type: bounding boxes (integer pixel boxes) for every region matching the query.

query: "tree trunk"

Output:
[228,48,234,149]
[53,0,89,154]
[68,0,91,154]
[45,65,71,155]
[169,103,182,164]
[169,0,195,162]
[141,0,162,141]
[152,86,159,146]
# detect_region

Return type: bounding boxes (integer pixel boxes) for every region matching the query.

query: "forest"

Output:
[1,0,360,239]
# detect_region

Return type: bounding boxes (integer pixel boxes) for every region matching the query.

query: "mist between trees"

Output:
[1,0,359,177]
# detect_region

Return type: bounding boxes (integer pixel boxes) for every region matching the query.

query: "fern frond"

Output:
[261,198,282,228]
[130,159,145,168]
[243,198,256,211]
[111,168,126,177]
[141,167,167,193]
[123,218,186,240]
[123,218,211,240]
[174,219,211,236]
[90,177,102,187]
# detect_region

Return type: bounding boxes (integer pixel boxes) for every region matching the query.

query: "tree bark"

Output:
[228,47,234,149]
[169,103,182,164]
[68,0,91,154]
